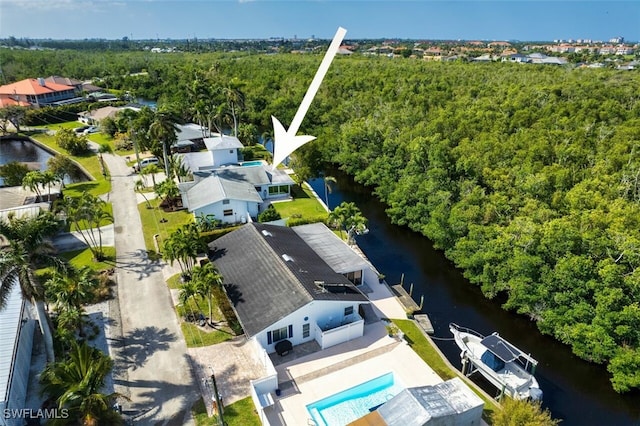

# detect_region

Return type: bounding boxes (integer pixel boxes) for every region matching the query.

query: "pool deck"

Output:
[262,280,444,426]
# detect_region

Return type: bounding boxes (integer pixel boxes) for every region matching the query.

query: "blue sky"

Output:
[1,1,639,42]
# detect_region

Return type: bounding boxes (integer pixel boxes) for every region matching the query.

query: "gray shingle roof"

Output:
[292,223,370,274]
[204,135,243,151]
[210,223,367,337]
[186,175,262,211]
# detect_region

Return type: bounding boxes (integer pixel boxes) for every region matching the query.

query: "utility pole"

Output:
[210,373,224,426]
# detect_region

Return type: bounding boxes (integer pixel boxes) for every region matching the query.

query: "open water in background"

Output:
[309,169,640,426]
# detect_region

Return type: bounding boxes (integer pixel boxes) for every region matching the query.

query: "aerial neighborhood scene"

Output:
[1,1,640,426]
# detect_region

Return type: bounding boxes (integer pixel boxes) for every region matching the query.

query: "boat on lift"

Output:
[449,323,543,401]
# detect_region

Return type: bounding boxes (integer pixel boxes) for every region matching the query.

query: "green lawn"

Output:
[29,130,111,196]
[192,397,261,426]
[180,322,234,347]
[61,246,116,270]
[393,319,500,422]
[137,198,194,257]
[271,183,328,223]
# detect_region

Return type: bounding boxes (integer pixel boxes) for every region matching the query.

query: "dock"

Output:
[414,314,434,335]
[391,284,421,312]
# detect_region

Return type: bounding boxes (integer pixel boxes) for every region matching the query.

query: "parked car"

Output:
[83,126,99,135]
[74,125,90,133]
[133,157,160,172]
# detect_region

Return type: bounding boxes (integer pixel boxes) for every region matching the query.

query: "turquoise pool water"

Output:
[241,160,264,167]
[306,372,404,426]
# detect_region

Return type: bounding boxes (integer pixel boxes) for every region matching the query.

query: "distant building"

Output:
[0,78,78,108]
[609,36,624,44]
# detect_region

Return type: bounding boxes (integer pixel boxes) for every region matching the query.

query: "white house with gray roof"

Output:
[177,134,295,223]
[209,223,371,355]
[180,175,262,224]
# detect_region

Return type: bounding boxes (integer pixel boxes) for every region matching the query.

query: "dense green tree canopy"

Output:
[6,47,640,391]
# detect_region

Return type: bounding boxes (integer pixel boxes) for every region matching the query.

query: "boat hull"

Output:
[450,323,542,401]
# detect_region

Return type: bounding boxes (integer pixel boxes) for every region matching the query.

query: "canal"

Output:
[308,170,640,426]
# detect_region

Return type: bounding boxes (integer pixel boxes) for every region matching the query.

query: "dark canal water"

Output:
[309,170,640,426]
[0,138,54,186]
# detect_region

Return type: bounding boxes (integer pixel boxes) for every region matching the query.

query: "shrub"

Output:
[55,128,89,155]
[286,215,327,227]
[0,161,30,186]
[257,205,282,222]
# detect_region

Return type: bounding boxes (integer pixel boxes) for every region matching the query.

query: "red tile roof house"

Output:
[0,78,77,108]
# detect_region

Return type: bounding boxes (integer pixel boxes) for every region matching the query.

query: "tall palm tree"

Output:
[224,77,246,137]
[192,262,223,325]
[163,223,205,275]
[149,110,179,177]
[61,193,113,261]
[45,266,98,312]
[40,341,124,426]
[178,279,202,316]
[0,211,61,362]
[323,175,337,210]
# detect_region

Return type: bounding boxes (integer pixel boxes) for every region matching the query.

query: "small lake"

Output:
[0,138,55,186]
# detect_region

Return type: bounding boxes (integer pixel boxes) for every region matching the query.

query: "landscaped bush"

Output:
[257,205,281,222]
[286,215,327,227]
[199,226,240,244]
[55,128,90,155]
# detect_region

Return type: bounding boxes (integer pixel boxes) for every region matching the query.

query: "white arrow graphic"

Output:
[271,26,347,169]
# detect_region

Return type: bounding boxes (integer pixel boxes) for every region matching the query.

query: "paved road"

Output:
[102,152,197,425]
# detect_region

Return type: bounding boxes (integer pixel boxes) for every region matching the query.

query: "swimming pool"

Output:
[306,372,404,426]
[241,160,264,167]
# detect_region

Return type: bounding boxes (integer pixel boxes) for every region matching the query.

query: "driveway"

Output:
[101,151,197,425]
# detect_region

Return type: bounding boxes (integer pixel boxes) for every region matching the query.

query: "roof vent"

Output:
[261,230,273,237]
[282,254,294,262]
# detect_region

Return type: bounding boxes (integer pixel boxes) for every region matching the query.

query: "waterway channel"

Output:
[308,170,640,426]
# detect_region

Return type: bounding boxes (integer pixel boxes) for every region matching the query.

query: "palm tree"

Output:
[22,170,45,201]
[149,110,179,177]
[192,262,223,325]
[323,175,337,210]
[61,193,113,261]
[328,201,369,244]
[178,279,203,317]
[0,211,61,362]
[40,341,125,426]
[134,179,152,209]
[45,266,98,312]
[224,77,246,137]
[163,223,205,275]
[140,163,159,187]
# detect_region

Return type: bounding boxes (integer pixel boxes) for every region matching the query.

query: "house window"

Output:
[268,185,290,196]
[222,199,230,205]
[302,323,310,338]
[229,149,234,154]
[223,209,233,216]
[268,326,290,344]
[345,270,362,285]
[344,306,354,316]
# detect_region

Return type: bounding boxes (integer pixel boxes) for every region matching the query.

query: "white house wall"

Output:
[255,300,366,354]
[193,199,259,224]
[212,149,238,167]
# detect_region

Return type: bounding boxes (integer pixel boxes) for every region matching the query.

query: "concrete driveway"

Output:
[101,152,198,425]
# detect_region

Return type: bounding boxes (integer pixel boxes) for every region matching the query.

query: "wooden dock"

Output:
[391,284,420,312]
[414,314,434,335]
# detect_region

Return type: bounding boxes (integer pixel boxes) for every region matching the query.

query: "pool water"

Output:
[241,160,264,167]
[306,372,404,426]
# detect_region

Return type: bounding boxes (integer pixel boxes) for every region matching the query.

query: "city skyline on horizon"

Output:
[1,1,639,43]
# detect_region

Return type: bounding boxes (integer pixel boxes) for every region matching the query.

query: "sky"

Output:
[1,0,639,42]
